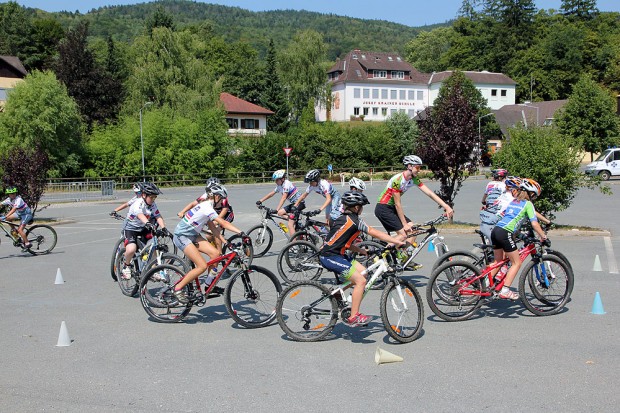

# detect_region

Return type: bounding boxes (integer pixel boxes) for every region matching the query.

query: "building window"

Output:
[372,89,379,99]
[373,70,387,78]
[491,89,497,97]
[363,107,369,116]
[381,89,388,99]
[417,91,424,100]
[408,109,415,118]
[408,90,415,100]
[363,88,370,99]
[391,71,404,79]
[390,90,397,100]
[372,107,378,115]
[226,118,238,129]
[240,119,259,129]
[353,107,360,116]
[354,88,360,98]
[501,89,507,97]
[390,109,397,116]
[381,107,388,116]
[399,90,406,100]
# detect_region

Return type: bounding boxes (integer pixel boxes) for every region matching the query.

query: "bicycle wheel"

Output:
[289,230,322,247]
[351,240,386,267]
[224,265,282,328]
[519,255,573,316]
[114,248,139,297]
[223,233,254,267]
[427,260,483,322]
[543,249,574,288]
[277,241,323,283]
[431,249,484,272]
[139,263,193,323]
[380,278,424,343]
[25,224,57,255]
[276,280,338,342]
[157,233,178,255]
[247,224,273,257]
[110,237,124,281]
[145,253,191,273]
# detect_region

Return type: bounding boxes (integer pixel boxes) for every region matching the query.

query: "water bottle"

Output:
[202,275,215,287]
[278,222,289,233]
[10,228,18,238]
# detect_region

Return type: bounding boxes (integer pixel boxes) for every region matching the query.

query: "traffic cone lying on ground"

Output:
[375,347,403,365]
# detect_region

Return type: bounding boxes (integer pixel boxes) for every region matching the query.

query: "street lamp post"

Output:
[139,101,153,181]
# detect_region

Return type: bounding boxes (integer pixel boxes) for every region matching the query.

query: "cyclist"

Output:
[319,191,405,327]
[479,169,507,242]
[348,177,366,192]
[110,183,142,216]
[294,169,342,226]
[171,187,247,304]
[257,169,305,234]
[121,182,167,280]
[0,187,33,250]
[490,178,547,300]
[375,155,454,267]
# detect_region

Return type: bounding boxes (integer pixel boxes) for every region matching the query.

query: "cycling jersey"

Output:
[175,201,218,236]
[126,195,140,207]
[320,213,369,256]
[274,179,301,204]
[305,179,337,198]
[480,181,507,225]
[483,181,506,212]
[213,197,234,222]
[1,195,32,218]
[496,199,538,233]
[123,198,161,231]
[377,172,422,206]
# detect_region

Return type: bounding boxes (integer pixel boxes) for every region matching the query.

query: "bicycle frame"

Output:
[394,215,449,268]
[258,206,292,237]
[0,220,21,245]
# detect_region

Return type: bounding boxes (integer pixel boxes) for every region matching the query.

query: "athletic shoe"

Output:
[499,289,519,300]
[345,313,371,327]
[150,270,168,283]
[173,288,189,304]
[21,243,32,252]
[406,261,423,271]
[121,265,132,280]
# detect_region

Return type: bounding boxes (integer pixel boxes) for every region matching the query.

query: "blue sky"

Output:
[12,0,620,27]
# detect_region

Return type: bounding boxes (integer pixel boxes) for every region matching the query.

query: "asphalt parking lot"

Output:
[1,179,618,412]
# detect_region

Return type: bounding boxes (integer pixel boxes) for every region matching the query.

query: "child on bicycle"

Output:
[294,169,342,226]
[0,187,33,250]
[257,169,305,234]
[490,178,547,300]
[121,182,167,280]
[171,185,247,304]
[110,182,142,216]
[479,169,507,242]
[319,191,405,327]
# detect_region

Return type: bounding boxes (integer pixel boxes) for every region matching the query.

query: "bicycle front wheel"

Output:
[247,224,273,257]
[115,248,139,297]
[110,237,124,281]
[431,249,484,273]
[277,241,323,283]
[289,230,322,247]
[139,264,193,323]
[25,224,57,255]
[518,255,573,316]
[427,260,483,322]
[380,278,424,343]
[224,265,282,328]
[276,280,338,342]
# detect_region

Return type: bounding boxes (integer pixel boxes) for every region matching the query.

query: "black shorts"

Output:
[374,203,411,233]
[491,226,517,253]
[124,228,151,245]
[283,201,305,214]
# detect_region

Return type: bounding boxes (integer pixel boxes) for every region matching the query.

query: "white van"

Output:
[585,148,620,180]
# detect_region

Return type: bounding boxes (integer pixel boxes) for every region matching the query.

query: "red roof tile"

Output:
[219,92,274,115]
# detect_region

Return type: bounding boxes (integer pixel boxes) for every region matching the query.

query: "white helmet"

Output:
[348,177,366,191]
[403,155,423,166]
[272,169,286,180]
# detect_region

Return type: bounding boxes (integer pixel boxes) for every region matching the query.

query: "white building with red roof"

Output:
[220,92,274,136]
[0,56,27,110]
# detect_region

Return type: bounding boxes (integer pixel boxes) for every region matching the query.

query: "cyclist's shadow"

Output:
[183,302,231,325]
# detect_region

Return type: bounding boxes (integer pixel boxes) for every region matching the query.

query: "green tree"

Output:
[261,39,290,132]
[0,145,49,212]
[555,74,620,160]
[385,111,419,155]
[0,2,30,58]
[145,5,175,36]
[492,125,596,219]
[278,30,327,124]
[21,18,64,71]
[417,71,489,207]
[0,70,84,177]
[405,27,455,73]
[561,0,598,19]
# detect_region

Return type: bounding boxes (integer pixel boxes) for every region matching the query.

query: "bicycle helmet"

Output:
[205,177,221,186]
[209,183,227,198]
[504,176,522,190]
[5,187,18,194]
[304,169,321,183]
[141,182,161,195]
[520,178,541,197]
[348,177,366,191]
[132,182,142,193]
[403,155,423,166]
[272,169,286,180]
[492,169,508,179]
[341,191,370,206]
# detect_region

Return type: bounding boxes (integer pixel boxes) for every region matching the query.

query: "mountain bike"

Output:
[276,246,424,343]
[427,233,573,321]
[139,238,282,325]
[288,209,329,246]
[0,217,57,255]
[247,204,298,257]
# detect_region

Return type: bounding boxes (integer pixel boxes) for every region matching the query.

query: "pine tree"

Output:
[560,0,598,19]
[261,39,290,132]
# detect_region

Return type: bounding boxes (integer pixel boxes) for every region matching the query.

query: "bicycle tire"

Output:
[544,249,574,283]
[431,249,485,272]
[427,260,483,322]
[145,252,191,273]
[25,224,57,255]
[247,224,273,257]
[380,278,424,343]
[157,233,178,256]
[518,255,573,316]
[224,265,282,328]
[110,237,124,281]
[277,240,323,283]
[114,247,139,297]
[276,280,338,342]
[289,230,322,247]
[223,233,254,267]
[139,263,193,323]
